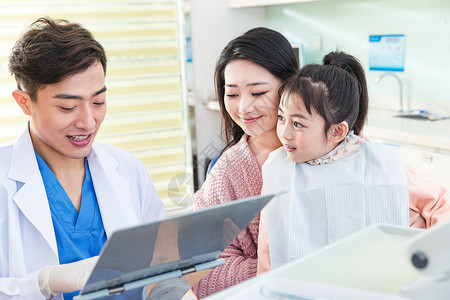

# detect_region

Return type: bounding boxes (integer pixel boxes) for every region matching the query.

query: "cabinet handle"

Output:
[421,153,433,163]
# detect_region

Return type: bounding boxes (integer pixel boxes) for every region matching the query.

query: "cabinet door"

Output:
[399,146,450,191]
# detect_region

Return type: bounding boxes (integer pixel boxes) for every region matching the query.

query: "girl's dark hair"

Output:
[214,27,299,152]
[280,51,368,136]
[8,17,107,101]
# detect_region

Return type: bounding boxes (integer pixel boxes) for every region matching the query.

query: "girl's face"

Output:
[277,93,336,163]
[223,59,281,138]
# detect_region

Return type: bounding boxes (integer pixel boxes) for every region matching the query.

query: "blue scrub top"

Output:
[36,153,107,299]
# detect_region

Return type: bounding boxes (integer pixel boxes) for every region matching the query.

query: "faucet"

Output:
[375,73,404,113]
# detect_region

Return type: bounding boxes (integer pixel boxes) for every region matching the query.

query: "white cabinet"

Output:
[364,110,450,192]
[228,0,318,8]
[398,145,450,191]
[365,134,450,191]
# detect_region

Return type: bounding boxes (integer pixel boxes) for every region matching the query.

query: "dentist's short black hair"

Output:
[9,17,107,101]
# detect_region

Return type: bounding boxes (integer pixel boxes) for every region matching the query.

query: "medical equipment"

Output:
[400,218,450,299]
[207,218,450,299]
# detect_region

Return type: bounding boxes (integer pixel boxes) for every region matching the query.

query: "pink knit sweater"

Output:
[192,134,262,298]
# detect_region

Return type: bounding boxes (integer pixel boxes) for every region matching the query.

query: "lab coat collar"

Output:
[8,125,140,257]
[88,142,140,237]
[9,125,58,257]
[8,123,35,182]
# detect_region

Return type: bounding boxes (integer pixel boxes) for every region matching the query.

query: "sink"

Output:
[394,110,450,121]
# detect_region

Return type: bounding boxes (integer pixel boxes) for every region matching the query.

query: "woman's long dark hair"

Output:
[214,27,299,153]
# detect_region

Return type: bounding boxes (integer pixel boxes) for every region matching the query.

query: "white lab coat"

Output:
[0,126,166,299]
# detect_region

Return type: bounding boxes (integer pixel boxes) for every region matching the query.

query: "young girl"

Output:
[259,51,450,270]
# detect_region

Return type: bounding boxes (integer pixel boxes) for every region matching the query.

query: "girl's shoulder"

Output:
[262,147,295,194]
[264,146,291,167]
[362,140,402,158]
[262,147,294,181]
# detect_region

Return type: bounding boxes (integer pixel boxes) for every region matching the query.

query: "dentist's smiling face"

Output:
[223,59,281,138]
[19,62,107,164]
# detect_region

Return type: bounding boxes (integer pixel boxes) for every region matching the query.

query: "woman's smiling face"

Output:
[223,59,281,138]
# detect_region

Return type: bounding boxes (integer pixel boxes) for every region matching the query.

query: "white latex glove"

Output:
[38,256,98,299]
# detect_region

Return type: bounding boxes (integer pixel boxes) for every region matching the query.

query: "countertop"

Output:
[364,109,450,153]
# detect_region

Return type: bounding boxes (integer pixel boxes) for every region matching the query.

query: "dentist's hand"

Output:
[38,256,98,299]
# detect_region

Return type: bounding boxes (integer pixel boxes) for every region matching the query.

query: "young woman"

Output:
[192,27,299,298]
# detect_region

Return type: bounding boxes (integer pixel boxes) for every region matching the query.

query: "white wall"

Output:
[189,0,266,186]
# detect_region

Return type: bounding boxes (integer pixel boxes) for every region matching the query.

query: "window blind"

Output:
[0,0,193,213]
